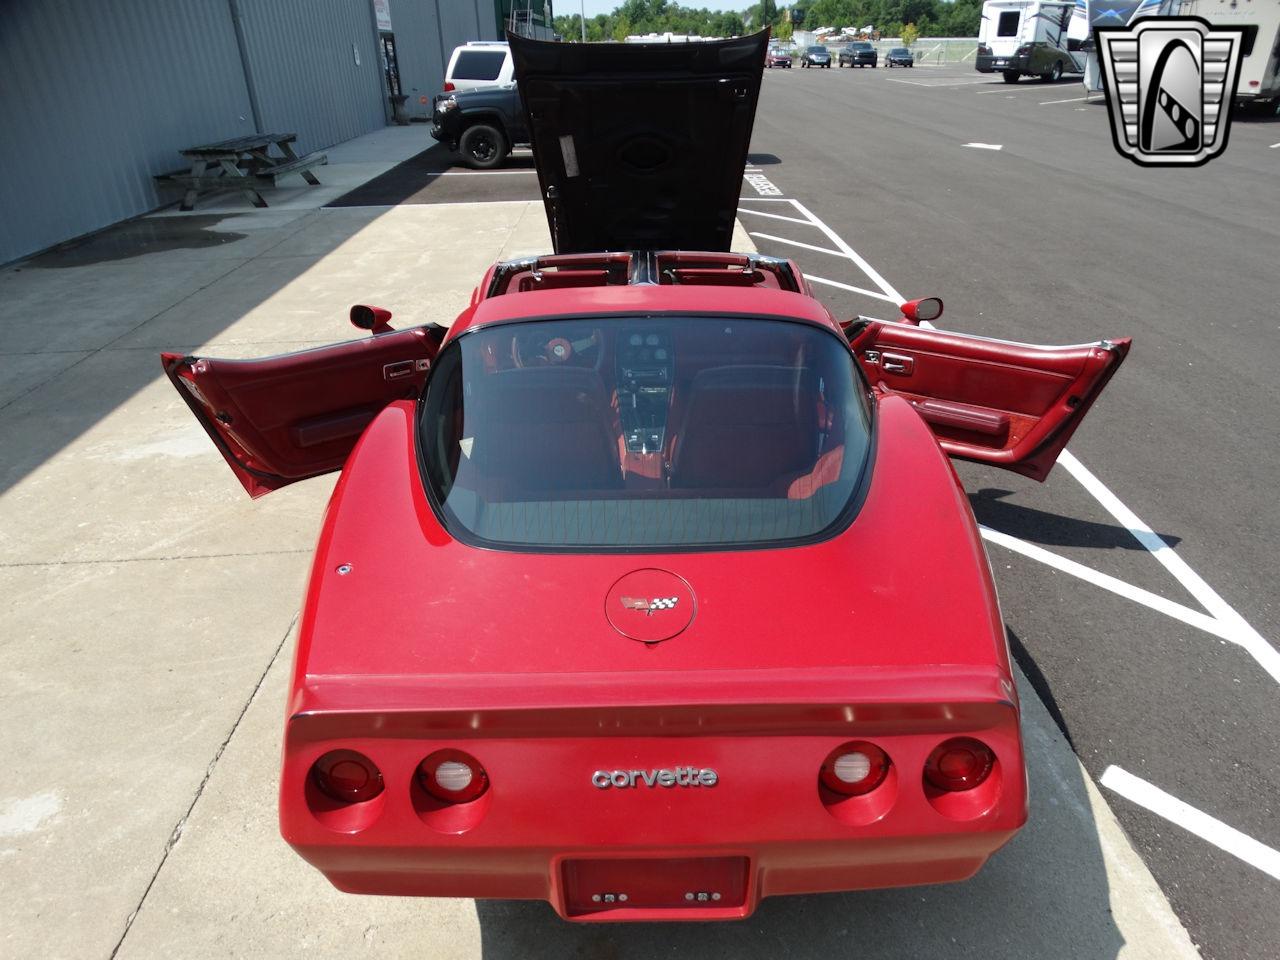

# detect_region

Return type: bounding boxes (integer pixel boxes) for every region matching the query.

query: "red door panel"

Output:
[848,321,1130,481]
[162,326,444,498]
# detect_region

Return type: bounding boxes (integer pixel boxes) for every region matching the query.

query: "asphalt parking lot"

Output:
[1,62,1276,960]
[741,63,1280,960]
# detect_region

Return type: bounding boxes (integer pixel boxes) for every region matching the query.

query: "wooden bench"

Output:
[253,152,327,187]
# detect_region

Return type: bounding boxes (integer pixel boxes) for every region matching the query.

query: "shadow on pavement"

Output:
[475,664,1124,960]
[969,487,1181,550]
[326,144,539,207]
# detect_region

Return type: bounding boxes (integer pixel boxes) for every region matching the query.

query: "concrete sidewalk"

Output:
[0,125,1197,959]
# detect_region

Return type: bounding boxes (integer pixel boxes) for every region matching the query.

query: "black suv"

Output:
[431,84,529,169]
[838,42,878,68]
[800,45,831,68]
[885,47,914,68]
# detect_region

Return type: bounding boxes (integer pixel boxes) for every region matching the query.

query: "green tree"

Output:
[901,21,918,45]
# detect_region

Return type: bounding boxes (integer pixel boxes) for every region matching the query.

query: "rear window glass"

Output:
[419,317,872,550]
[997,11,1021,37]
[452,50,506,81]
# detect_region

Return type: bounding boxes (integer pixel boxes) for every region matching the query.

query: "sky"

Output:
[570,1,756,16]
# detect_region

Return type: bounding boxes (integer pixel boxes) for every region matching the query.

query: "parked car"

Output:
[801,44,831,67]
[161,31,1132,923]
[431,83,528,169]
[885,46,915,67]
[766,46,792,68]
[839,41,879,67]
[442,40,513,93]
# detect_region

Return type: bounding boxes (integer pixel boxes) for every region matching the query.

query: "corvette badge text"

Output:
[592,767,719,788]
[1097,16,1245,167]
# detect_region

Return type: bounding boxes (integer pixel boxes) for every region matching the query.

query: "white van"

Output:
[976,0,1087,82]
[443,41,514,94]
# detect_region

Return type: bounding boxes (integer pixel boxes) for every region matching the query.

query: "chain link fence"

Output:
[873,38,979,64]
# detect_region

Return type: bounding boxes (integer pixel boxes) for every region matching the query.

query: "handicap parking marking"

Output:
[742,171,784,196]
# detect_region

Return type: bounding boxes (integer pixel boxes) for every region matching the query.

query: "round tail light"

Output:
[925,738,995,792]
[311,750,384,804]
[418,749,489,803]
[820,742,891,796]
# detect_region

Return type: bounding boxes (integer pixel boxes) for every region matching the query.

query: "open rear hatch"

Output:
[509,30,768,253]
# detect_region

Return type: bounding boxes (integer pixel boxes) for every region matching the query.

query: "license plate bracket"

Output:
[562,856,749,916]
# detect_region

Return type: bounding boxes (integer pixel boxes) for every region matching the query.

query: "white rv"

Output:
[1169,0,1280,110]
[976,0,1089,81]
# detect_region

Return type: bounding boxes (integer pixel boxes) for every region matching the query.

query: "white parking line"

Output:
[748,232,845,257]
[746,191,1280,690]
[736,207,813,226]
[1057,450,1280,686]
[1101,766,1280,882]
[964,142,1004,150]
[886,77,992,87]
[1271,142,1280,148]
[804,273,899,303]
[1041,96,1089,105]
[979,526,1236,643]
[422,170,536,175]
[785,199,906,302]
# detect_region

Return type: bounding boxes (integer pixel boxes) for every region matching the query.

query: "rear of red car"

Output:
[275,367,1029,921]
[281,674,1025,920]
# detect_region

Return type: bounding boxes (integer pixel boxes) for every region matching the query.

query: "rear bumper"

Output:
[280,701,1027,921]
[307,832,1019,920]
[976,55,1028,73]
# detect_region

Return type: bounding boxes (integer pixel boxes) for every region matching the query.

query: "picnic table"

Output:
[156,133,327,211]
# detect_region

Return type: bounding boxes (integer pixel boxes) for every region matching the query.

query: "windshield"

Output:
[419,316,871,550]
[890,48,908,55]
[808,46,827,53]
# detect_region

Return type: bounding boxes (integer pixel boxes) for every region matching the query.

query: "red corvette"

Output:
[162,33,1129,921]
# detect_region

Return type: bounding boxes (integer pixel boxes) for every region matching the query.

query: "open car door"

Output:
[162,325,444,498]
[848,321,1130,481]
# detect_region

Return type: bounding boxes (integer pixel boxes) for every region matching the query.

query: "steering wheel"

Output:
[511,328,602,368]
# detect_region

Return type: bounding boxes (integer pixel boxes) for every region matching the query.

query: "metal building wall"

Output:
[0,0,257,265]
[234,0,388,154]
[393,0,500,120]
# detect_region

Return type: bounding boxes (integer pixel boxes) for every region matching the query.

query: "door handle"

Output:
[881,352,914,375]
[383,359,429,381]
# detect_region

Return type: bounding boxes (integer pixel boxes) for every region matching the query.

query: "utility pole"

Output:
[580,0,587,42]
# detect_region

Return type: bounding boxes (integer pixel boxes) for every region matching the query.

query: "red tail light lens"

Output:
[443,81,455,92]
[311,750,384,803]
[820,742,891,796]
[418,749,489,803]
[925,738,995,792]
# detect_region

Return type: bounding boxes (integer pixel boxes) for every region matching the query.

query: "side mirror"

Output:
[899,297,943,324]
[350,304,394,334]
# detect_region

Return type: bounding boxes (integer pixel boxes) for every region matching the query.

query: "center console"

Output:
[616,329,674,454]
